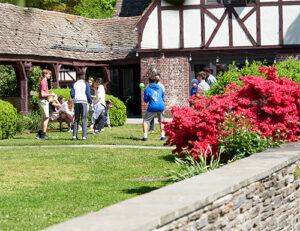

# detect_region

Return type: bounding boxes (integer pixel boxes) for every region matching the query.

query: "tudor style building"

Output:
[137,0,300,115]
[0,0,299,116]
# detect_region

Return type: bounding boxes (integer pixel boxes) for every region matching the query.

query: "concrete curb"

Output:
[43,142,300,231]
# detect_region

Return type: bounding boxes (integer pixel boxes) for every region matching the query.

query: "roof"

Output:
[114,0,153,17]
[0,3,140,62]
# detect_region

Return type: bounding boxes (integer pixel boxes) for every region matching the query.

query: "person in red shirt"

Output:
[36,69,55,139]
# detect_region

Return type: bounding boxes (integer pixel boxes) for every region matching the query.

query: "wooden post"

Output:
[13,61,31,114]
[74,66,87,75]
[103,66,111,94]
[49,63,62,89]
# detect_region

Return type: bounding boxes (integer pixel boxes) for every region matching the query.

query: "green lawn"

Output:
[0,147,178,231]
[0,124,167,146]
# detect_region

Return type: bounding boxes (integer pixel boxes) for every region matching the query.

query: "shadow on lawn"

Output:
[160,154,176,163]
[114,136,141,141]
[123,186,160,195]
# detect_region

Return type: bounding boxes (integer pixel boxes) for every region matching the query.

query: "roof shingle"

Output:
[0,3,140,61]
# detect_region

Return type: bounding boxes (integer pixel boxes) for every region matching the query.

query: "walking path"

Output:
[0,144,173,149]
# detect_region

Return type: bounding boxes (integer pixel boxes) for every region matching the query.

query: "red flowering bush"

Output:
[164,67,300,159]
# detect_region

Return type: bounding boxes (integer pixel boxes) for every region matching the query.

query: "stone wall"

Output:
[157,161,300,231]
[140,56,190,117]
[44,142,300,231]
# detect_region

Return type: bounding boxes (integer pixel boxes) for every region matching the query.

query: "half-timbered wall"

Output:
[139,0,300,50]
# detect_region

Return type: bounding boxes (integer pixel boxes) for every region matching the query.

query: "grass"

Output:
[0,124,167,147]
[0,147,178,231]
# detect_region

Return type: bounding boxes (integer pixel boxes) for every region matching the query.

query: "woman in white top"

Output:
[89,78,106,131]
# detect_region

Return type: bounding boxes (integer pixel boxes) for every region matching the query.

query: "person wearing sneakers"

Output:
[36,69,55,140]
[149,73,165,134]
[142,74,165,141]
[70,72,93,140]
[93,99,114,134]
[89,78,106,132]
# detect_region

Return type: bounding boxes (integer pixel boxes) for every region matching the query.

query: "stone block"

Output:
[233,195,246,210]
[195,215,208,230]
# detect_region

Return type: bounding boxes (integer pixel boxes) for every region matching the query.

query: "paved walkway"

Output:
[0,144,173,149]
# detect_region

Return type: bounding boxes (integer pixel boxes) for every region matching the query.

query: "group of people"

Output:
[190,68,217,96]
[36,69,113,140]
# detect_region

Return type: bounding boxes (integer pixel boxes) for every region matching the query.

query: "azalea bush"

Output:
[208,58,300,96]
[164,66,300,159]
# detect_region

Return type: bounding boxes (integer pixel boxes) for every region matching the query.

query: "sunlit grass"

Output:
[0,147,177,231]
[0,124,167,147]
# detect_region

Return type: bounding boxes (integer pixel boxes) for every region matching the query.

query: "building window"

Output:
[206,0,255,5]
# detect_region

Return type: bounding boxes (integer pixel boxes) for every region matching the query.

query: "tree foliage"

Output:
[0,0,116,19]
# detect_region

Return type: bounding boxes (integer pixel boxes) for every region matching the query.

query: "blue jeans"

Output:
[97,115,107,131]
[73,103,88,138]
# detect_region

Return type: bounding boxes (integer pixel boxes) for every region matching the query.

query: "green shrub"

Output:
[15,112,42,133]
[207,61,265,96]
[31,89,71,112]
[0,100,17,139]
[208,59,300,96]
[275,58,300,83]
[106,94,127,126]
[217,113,281,162]
[167,146,222,182]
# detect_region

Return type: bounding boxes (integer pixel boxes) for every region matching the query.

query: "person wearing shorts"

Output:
[142,74,165,141]
[36,69,55,139]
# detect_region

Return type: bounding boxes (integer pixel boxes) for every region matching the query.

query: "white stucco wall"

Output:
[209,8,225,20]
[184,0,201,5]
[233,7,256,46]
[184,9,201,48]
[141,7,158,49]
[162,10,180,48]
[260,6,279,45]
[210,14,229,47]
[283,5,300,45]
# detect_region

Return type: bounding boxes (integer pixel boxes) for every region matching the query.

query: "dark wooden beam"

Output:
[279,0,283,45]
[180,6,184,49]
[205,9,228,48]
[158,0,162,49]
[13,61,29,114]
[232,9,256,46]
[228,8,233,47]
[49,63,62,89]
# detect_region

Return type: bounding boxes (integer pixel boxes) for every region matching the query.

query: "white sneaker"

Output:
[101,128,104,131]
[67,128,72,132]
[82,137,87,140]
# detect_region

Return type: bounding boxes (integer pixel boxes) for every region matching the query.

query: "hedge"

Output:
[31,89,127,126]
[105,94,127,126]
[0,100,17,139]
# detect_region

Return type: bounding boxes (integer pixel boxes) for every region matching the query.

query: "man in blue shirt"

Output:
[204,68,217,86]
[142,75,165,141]
[197,71,210,95]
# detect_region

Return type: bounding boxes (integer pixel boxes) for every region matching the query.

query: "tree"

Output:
[0,0,116,19]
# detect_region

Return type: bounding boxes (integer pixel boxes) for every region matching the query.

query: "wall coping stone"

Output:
[43,142,300,231]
